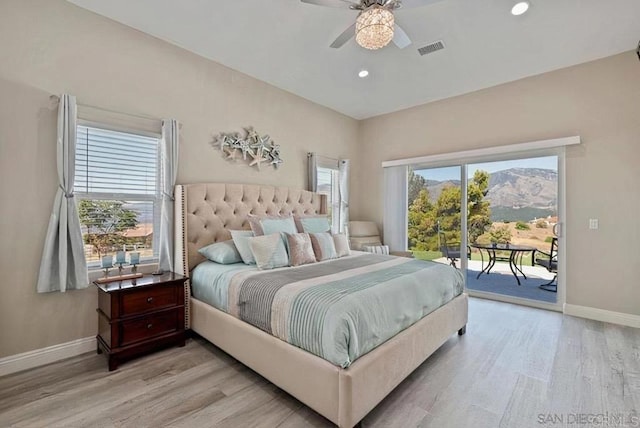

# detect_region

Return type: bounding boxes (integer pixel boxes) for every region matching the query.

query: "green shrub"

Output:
[488,225,512,244]
[544,236,554,243]
[515,221,530,230]
[536,219,548,229]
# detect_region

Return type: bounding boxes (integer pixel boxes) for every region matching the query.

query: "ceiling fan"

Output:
[301,0,442,50]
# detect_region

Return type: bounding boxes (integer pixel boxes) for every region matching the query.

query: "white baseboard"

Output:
[0,336,96,377]
[563,304,640,328]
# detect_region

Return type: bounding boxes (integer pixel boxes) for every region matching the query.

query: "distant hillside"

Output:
[424,179,460,203]
[420,167,557,222]
[486,168,557,210]
[489,206,555,223]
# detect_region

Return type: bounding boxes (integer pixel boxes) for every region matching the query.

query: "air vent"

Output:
[418,40,445,56]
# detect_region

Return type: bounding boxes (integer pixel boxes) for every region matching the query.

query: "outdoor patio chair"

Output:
[439,232,471,268]
[534,237,558,292]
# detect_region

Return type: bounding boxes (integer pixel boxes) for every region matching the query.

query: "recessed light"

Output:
[358,70,369,78]
[511,1,529,15]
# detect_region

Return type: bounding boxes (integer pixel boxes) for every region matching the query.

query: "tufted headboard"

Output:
[174,183,327,327]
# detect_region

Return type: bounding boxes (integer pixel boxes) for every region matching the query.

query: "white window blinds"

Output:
[75,125,159,196]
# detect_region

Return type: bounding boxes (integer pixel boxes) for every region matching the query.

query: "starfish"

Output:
[250,135,272,158]
[225,146,238,160]
[249,149,269,170]
[245,127,259,142]
[216,134,233,150]
[270,157,283,169]
[237,140,254,160]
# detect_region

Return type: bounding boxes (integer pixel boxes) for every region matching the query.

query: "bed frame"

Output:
[174,183,468,428]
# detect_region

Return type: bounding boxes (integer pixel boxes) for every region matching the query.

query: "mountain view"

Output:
[423,168,557,222]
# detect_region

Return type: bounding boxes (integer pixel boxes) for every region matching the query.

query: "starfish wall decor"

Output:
[212,127,283,170]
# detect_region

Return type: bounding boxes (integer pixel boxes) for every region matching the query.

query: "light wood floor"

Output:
[1,298,638,428]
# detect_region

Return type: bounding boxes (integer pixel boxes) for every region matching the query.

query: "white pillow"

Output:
[333,233,351,258]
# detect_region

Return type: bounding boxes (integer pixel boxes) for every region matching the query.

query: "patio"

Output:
[434,258,557,303]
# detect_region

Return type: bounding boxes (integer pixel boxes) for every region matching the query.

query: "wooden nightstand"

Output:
[95,272,188,371]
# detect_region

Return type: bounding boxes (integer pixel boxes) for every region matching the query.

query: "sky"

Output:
[415,156,557,182]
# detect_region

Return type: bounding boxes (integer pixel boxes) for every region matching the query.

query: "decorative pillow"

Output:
[248,233,289,270]
[362,245,390,255]
[260,216,298,235]
[285,233,316,267]
[294,215,331,234]
[247,214,292,236]
[198,240,242,264]
[309,232,338,261]
[230,230,256,265]
[333,234,351,258]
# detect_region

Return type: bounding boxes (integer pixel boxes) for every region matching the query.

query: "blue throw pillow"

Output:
[198,240,242,264]
[261,217,298,235]
[296,215,331,234]
[230,230,256,265]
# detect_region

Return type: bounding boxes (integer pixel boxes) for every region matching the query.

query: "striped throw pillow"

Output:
[362,245,390,255]
[309,232,338,261]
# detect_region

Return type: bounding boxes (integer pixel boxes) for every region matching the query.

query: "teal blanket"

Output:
[192,253,464,367]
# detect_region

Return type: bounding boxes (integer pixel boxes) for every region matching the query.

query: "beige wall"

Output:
[353,51,640,317]
[0,0,358,357]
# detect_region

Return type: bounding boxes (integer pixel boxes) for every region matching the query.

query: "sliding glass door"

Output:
[465,156,559,304]
[407,166,463,269]
[406,153,563,309]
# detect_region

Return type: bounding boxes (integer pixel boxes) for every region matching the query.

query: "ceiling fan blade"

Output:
[394,0,444,9]
[393,24,411,49]
[301,0,359,9]
[330,23,356,48]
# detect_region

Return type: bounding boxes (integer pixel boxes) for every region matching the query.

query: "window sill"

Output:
[87,262,160,283]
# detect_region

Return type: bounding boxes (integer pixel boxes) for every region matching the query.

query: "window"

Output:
[316,166,341,233]
[74,124,161,267]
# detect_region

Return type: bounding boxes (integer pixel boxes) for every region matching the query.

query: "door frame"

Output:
[402,139,574,311]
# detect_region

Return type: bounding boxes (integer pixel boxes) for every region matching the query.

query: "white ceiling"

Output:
[67,0,640,119]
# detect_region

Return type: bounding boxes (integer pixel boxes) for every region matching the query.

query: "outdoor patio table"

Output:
[471,243,537,285]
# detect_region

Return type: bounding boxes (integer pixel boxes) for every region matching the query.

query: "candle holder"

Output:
[102,266,111,280]
[131,263,138,275]
[117,263,125,277]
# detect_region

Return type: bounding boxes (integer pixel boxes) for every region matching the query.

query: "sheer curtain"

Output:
[383,165,408,253]
[37,94,88,293]
[307,152,318,192]
[307,153,350,234]
[338,159,350,234]
[158,119,179,273]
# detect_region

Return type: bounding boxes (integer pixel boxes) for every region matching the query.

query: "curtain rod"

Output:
[49,95,181,128]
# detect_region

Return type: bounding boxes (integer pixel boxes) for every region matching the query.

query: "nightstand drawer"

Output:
[120,310,178,346]
[121,286,178,316]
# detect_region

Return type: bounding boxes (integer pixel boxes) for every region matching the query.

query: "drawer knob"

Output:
[147,323,153,329]
[147,297,154,303]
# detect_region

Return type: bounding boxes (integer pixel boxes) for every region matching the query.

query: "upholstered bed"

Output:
[174,183,468,428]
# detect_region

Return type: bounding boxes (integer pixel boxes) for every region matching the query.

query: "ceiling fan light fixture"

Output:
[355,6,395,50]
